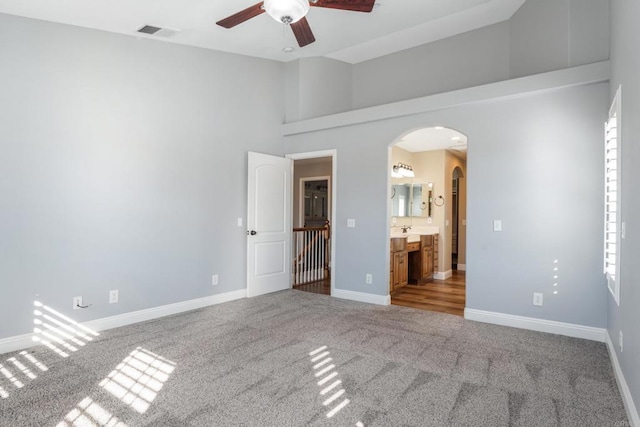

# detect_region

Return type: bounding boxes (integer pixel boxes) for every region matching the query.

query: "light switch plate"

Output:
[493,220,502,232]
[347,218,356,228]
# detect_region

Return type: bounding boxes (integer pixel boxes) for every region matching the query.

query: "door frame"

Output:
[286,149,337,296]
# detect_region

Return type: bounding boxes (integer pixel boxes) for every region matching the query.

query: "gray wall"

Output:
[510,0,610,77]
[284,82,608,327]
[283,0,610,116]
[0,14,285,339]
[285,57,352,121]
[353,22,511,109]
[608,0,640,413]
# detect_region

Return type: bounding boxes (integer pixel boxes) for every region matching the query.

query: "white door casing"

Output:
[247,152,292,297]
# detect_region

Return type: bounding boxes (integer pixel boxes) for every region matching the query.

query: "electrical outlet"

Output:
[109,290,119,304]
[620,330,624,352]
[73,296,83,310]
[212,274,219,286]
[365,273,373,284]
[533,293,543,306]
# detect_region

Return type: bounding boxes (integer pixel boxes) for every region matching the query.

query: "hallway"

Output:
[391,270,465,316]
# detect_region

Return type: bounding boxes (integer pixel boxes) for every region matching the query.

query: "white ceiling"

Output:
[0,0,525,63]
[396,127,467,154]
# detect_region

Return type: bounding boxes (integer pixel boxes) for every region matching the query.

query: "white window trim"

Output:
[604,85,622,305]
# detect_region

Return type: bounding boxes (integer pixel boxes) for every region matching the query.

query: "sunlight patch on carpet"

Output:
[309,345,361,424]
[100,347,176,414]
[32,301,99,359]
[57,396,128,427]
[0,351,48,400]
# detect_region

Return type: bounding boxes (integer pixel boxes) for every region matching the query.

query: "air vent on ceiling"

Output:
[137,25,180,38]
[137,25,161,35]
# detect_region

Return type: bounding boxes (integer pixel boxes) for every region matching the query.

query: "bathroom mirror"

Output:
[391,183,411,217]
[411,182,434,218]
[411,183,424,217]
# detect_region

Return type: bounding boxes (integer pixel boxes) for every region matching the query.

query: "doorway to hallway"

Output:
[288,151,336,296]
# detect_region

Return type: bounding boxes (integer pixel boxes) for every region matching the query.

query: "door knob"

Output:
[247,230,257,236]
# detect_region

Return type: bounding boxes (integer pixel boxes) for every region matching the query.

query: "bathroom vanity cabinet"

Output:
[410,234,438,284]
[390,238,408,291]
[390,234,438,293]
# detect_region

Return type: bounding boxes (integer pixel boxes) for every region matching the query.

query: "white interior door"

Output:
[247,152,292,297]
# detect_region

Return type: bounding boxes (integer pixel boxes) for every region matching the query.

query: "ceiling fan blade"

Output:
[290,17,316,47]
[310,0,376,13]
[216,2,265,29]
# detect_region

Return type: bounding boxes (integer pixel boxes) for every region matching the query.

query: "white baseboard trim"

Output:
[0,333,36,356]
[457,264,467,271]
[606,331,640,427]
[333,289,390,306]
[464,308,606,342]
[0,289,247,356]
[84,289,247,332]
[434,270,453,280]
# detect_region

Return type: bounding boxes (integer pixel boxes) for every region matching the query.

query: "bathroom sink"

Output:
[406,234,421,242]
[390,232,421,242]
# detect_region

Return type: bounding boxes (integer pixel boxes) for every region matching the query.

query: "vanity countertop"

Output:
[390,227,439,243]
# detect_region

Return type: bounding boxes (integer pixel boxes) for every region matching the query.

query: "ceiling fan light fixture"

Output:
[264,0,310,24]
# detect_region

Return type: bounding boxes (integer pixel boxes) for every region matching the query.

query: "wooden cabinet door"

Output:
[421,246,433,279]
[389,251,394,292]
[393,251,408,290]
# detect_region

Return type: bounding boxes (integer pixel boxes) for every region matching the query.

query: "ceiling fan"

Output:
[216,0,376,48]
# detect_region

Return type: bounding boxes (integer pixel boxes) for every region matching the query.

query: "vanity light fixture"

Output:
[392,163,415,178]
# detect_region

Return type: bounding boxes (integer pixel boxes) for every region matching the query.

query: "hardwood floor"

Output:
[391,270,466,316]
[294,271,466,317]
[293,278,330,295]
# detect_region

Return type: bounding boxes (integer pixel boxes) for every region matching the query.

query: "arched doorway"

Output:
[388,126,467,316]
[451,166,465,271]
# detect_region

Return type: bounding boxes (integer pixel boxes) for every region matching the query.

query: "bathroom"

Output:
[389,127,467,315]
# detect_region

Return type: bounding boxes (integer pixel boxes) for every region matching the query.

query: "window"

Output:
[604,86,621,304]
